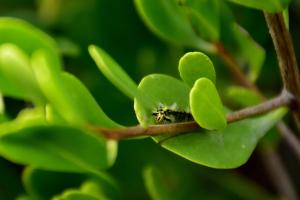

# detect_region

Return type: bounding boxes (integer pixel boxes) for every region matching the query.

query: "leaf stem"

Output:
[89,94,289,140]
[264,12,300,130]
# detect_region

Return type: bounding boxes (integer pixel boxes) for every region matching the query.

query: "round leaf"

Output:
[179,52,216,87]
[190,78,226,130]
[159,108,286,168]
[134,74,190,126]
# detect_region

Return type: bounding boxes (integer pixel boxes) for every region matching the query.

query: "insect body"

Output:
[152,104,193,124]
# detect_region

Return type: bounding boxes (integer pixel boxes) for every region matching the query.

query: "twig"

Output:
[277,122,300,161]
[264,12,300,130]
[89,94,289,140]
[215,36,300,165]
[260,144,298,200]
[214,28,299,200]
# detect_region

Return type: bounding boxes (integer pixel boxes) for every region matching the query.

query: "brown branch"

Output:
[213,18,299,200]
[264,12,300,130]
[259,144,298,200]
[277,122,300,161]
[89,94,290,140]
[215,30,300,168]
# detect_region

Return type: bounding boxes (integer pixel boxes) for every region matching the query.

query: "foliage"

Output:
[0,0,297,199]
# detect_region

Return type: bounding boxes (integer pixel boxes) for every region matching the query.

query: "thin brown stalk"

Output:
[260,145,298,200]
[264,12,300,130]
[89,94,289,140]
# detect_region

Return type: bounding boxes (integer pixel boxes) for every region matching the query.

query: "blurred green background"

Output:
[0,0,300,199]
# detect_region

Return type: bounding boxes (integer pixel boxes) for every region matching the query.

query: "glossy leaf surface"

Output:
[135,74,286,168]
[0,125,108,173]
[0,44,45,103]
[134,0,214,51]
[190,78,226,130]
[179,52,216,87]
[184,0,220,41]
[31,50,120,128]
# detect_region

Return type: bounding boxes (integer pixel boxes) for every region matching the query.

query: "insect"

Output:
[152,103,193,124]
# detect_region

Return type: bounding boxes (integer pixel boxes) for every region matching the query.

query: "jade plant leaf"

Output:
[134,0,215,52]
[31,50,120,128]
[190,78,226,130]
[179,52,216,87]
[184,0,220,41]
[89,45,154,110]
[0,125,109,173]
[134,74,190,126]
[159,108,286,169]
[0,17,61,72]
[227,0,290,13]
[143,166,173,200]
[226,86,262,107]
[0,44,45,104]
[134,74,286,168]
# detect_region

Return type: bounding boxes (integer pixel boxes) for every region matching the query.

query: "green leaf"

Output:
[179,52,216,87]
[89,45,154,108]
[0,17,61,72]
[89,45,155,127]
[134,74,190,126]
[283,8,289,29]
[22,167,119,200]
[56,37,80,57]
[232,24,266,82]
[0,93,4,114]
[227,0,290,13]
[88,45,138,99]
[159,108,286,168]
[134,73,286,168]
[22,167,87,200]
[52,191,99,200]
[143,166,173,200]
[31,50,120,128]
[134,0,215,52]
[226,86,262,107]
[218,4,265,82]
[0,108,46,136]
[80,180,110,200]
[0,44,45,104]
[0,125,109,173]
[184,0,220,41]
[190,78,226,130]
